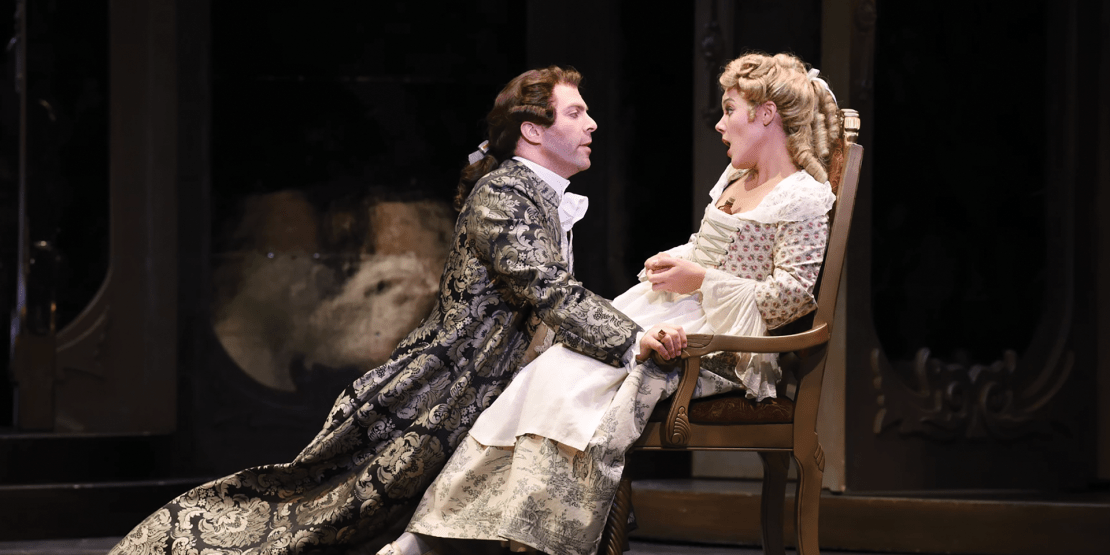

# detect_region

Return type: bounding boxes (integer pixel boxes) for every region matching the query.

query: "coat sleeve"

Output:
[463,180,640,368]
[700,214,829,330]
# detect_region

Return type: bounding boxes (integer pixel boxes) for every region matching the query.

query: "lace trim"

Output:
[701,351,782,402]
[706,167,835,225]
[691,217,740,267]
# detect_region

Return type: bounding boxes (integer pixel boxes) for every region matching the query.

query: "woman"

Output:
[108,66,653,555]
[386,52,846,555]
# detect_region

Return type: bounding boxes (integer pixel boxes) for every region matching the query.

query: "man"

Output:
[109,66,646,555]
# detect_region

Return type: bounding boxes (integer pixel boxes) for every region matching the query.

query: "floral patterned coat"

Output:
[108,158,640,555]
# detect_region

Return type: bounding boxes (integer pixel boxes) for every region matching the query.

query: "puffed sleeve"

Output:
[700,214,829,331]
[463,180,640,367]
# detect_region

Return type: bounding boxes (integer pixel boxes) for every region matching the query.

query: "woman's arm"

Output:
[643,253,706,294]
[645,214,830,334]
[702,215,830,331]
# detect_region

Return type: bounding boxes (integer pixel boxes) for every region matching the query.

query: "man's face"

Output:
[537,84,597,178]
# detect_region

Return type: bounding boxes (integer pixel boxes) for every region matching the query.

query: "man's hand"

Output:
[644,253,706,295]
[637,323,687,363]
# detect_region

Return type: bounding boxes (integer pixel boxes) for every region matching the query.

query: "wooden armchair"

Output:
[601,109,864,555]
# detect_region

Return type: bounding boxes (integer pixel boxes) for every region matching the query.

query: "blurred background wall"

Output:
[0,0,1107,547]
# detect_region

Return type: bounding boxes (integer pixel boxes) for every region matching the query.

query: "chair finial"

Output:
[842,108,860,144]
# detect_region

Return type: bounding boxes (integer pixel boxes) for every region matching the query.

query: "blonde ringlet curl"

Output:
[718,52,845,192]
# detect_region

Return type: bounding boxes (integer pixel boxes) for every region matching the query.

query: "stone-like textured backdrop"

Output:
[213,193,454,392]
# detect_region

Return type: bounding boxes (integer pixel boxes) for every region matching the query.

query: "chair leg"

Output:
[599,477,633,555]
[792,446,824,555]
[758,451,789,555]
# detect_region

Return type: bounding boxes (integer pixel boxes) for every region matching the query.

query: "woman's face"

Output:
[714,88,766,169]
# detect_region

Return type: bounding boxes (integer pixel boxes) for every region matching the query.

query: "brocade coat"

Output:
[108,159,640,555]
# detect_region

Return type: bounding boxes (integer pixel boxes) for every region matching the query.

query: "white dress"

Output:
[468,168,833,451]
[406,167,835,555]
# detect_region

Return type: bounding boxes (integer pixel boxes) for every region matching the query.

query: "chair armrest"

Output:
[649,323,831,366]
[651,322,831,447]
[684,323,831,356]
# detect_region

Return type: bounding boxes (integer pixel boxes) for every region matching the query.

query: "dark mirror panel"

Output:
[872,1,1047,364]
[193,2,532,468]
[28,1,110,333]
[1,0,110,428]
[0,0,15,428]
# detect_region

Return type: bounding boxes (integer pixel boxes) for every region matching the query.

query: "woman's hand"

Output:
[644,253,706,295]
[637,323,687,363]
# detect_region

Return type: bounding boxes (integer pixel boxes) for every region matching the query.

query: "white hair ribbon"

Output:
[467,140,490,165]
[807,68,837,105]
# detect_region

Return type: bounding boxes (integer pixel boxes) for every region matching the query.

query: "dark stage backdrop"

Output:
[4,0,1107,544]
[870,2,1047,364]
[0,0,111,428]
[0,0,692,476]
[6,0,1099,495]
[845,0,1106,492]
[185,1,694,475]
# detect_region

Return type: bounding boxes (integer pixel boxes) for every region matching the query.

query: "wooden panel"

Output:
[0,479,208,541]
[51,0,178,433]
[10,335,54,430]
[843,0,1103,492]
[1097,0,1110,483]
[814,0,856,494]
[0,432,175,484]
[630,479,1110,555]
[637,422,794,450]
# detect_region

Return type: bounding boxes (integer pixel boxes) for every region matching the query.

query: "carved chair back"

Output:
[600,109,864,555]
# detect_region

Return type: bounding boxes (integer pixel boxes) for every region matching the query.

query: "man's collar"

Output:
[513,156,571,200]
[512,156,588,233]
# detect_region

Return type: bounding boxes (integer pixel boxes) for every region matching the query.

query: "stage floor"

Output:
[0,537,914,555]
[2,479,1106,555]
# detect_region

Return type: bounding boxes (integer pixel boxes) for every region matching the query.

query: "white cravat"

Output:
[559,192,589,232]
[513,157,589,267]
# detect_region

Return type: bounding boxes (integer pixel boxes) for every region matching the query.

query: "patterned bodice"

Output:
[691,210,780,282]
[687,170,836,329]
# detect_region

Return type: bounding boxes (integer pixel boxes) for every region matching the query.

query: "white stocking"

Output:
[375,532,440,555]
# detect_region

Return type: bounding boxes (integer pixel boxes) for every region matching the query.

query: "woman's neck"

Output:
[717,128,798,214]
[745,148,797,190]
[719,162,796,214]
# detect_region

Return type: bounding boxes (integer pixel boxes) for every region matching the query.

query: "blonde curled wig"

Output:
[719,52,845,191]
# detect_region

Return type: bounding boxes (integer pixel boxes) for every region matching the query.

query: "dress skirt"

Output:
[467,282,713,451]
[406,283,749,555]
